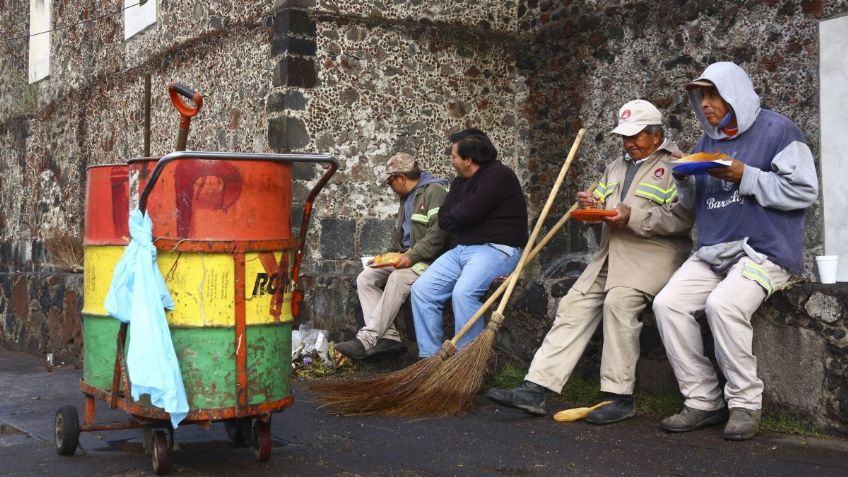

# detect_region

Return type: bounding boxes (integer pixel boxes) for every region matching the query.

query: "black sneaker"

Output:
[366,338,406,357]
[334,339,367,360]
[486,381,547,415]
[585,394,636,425]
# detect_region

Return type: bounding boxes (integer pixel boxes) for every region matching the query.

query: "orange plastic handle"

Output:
[168,82,203,129]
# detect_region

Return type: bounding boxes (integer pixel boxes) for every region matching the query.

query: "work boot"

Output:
[723,408,762,441]
[366,338,406,357]
[334,338,367,360]
[660,405,729,433]
[486,381,547,415]
[585,393,636,425]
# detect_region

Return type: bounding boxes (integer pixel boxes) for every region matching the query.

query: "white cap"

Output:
[609,99,663,136]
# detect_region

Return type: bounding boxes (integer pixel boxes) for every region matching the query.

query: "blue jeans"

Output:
[411,244,521,357]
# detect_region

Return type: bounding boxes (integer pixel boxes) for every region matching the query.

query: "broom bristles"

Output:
[309,341,456,415]
[310,325,500,417]
[384,329,496,417]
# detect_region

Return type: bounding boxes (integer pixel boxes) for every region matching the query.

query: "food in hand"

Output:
[674,151,731,163]
[370,252,403,267]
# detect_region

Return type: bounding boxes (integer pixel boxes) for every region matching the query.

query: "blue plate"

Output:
[672,161,730,175]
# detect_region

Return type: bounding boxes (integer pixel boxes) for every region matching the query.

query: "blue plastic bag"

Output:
[105,209,189,428]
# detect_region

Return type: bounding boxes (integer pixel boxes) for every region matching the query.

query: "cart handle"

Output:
[137,151,338,317]
[168,82,203,127]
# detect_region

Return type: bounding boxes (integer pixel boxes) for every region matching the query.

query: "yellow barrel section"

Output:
[84,248,295,326]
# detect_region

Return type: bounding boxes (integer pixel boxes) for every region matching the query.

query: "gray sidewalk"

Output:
[2,348,848,476]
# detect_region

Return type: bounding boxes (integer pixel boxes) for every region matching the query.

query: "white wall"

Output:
[819,14,848,282]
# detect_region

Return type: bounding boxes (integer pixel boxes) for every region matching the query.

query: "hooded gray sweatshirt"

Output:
[677,62,818,274]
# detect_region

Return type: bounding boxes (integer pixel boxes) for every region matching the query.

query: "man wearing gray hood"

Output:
[653,62,818,440]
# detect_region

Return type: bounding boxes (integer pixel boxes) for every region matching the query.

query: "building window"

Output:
[124,0,157,40]
[819,14,848,281]
[28,0,51,83]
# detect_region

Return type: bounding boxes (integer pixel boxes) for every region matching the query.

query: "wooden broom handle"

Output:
[450,129,586,345]
[448,182,596,344]
[449,201,577,341]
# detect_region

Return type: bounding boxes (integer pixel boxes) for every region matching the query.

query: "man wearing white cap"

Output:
[488,100,693,423]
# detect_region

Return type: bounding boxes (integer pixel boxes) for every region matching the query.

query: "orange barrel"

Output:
[129,157,291,241]
[81,165,130,391]
[84,165,130,244]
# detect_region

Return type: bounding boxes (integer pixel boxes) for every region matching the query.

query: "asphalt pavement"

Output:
[2,348,848,476]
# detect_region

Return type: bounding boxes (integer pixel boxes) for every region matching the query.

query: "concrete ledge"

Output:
[300,273,848,435]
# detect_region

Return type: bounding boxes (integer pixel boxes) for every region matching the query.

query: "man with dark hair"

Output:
[410,129,528,357]
[487,100,693,422]
[654,62,818,440]
[335,153,450,359]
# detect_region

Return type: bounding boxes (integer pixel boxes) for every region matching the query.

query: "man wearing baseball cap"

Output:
[335,153,450,359]
[653,62,818,440]
[488,100,693,423]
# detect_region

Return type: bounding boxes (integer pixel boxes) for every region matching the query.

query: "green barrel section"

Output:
[82,314,291,409]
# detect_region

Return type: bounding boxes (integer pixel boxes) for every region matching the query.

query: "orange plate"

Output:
[571,209,618,222]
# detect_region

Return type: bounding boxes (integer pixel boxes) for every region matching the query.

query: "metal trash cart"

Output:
[56,151,337,474]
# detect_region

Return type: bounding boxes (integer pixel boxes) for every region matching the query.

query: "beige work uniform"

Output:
[356,267,419,347]
[526,142,693,395]
[355,179,449,350]
[653,255,791,411]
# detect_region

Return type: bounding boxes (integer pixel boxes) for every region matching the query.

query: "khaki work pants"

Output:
[355,266,419,349]
[653,255,792,411]
[526,267,650,395]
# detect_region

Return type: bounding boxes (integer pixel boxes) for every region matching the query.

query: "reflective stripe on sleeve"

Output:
[635,182,677,204]
[411,207,440,224]
[593,182,619,201]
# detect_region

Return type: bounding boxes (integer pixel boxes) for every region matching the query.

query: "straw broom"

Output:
[311,201,581,414]
[311,128,586,415]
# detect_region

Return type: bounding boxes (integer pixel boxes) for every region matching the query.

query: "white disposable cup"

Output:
[815,255,839,284]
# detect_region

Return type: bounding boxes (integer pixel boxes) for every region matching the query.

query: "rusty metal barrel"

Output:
[81,164,130,391]
[81,151,337,423]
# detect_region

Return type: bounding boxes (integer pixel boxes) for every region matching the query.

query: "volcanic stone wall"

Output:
[0,0,285,362]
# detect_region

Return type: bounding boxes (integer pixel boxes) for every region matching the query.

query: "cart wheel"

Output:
[144,424,175,455]
[54,405,80,456]
[225,417,252,447]
[151,429,169,475]
[252,420,272,462]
